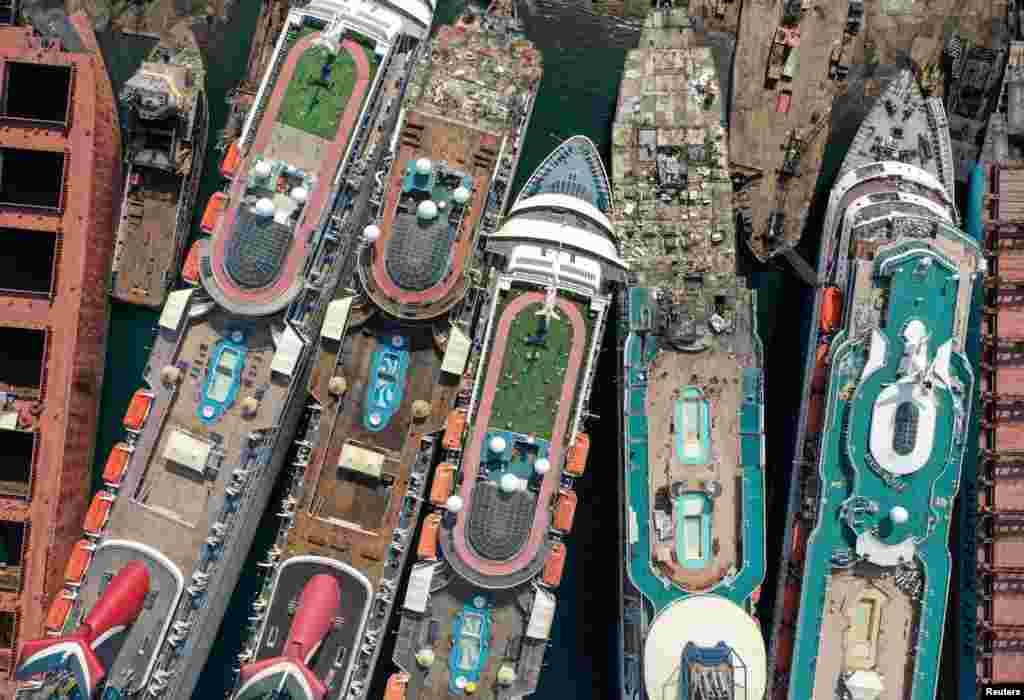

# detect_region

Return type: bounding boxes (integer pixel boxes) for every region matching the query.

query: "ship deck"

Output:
[789,236,978,700]
[205,33,374,315]
[112,166,184,308]
[105,307,290,574]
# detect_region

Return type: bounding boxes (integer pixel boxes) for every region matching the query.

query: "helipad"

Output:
[643,595,766,700]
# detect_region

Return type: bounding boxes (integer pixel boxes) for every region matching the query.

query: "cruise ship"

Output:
[111,25,208,309]
[228,4,542,700]
[611,7,768,700]
[768,70,980,700]
[0,11,121,699]
[385,128,615,695]
[12,0,430,697]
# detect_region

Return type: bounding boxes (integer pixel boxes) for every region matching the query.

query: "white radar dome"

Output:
[890,506,910,525]
[416,158,433,175]
[415,649,435,668]
[446,495,464,513]
[417,200,439,220]
[363,224,381,242]
[254,160,272,178]
[253,198,275,217]
[489,436,507,454]
[290,186,308,203]
[453,186,471,204]
[500,473,519,493]
[534,458,551,475]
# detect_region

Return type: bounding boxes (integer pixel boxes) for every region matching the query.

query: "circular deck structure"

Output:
[643,595,766,700]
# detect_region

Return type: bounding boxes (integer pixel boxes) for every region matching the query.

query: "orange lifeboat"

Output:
[553,488,577,533]
[417,513,441,561]
[182,238,204,286]
[200,192,228,234]
[429,464,456,506]
[565,433,590,477]
[791,518,808,564]
[123,390,154,432]
[44,595,74,635]
[806,392,825,435]
[220,141,242,179]
[811,343,830,394]
[83,492,115,536]
[64,539,94,586]
[102,442,132,489]
[820,286,843,334]
[542,542,566,587]
[782,578,802,627]
[383,673,410,700]
[442,410,466,450]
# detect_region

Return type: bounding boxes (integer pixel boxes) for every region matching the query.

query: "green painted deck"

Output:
[788,245,975,700]
[621,288,765,613]
[487,295,583,441]
[276,42,371,140]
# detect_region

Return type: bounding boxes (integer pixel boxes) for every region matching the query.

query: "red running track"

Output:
[452,291,586,576]
[209,36,371,308]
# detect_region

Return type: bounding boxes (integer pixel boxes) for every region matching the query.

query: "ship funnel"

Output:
[236,575,341,700]
[16,561,151,698]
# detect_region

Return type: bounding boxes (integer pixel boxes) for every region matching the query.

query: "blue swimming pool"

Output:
[364,334,410,432]
[448,597,492,694]
[674,491,712,569]
[197,331,247,424]
[675,386,711,466]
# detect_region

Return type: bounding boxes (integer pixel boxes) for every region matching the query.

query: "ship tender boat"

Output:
[768,70,982,700]
[611,7,768,700]
[111,26,208,309]
[230,4,541,700]
[389,128,622,698]
[14,1,434,698]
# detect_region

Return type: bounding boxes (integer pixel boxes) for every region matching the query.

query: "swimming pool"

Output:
[675,386,711,466]
[674,491,712,569]
[197,330,247,424]
[364,334,409,432]
[448,597,492,694]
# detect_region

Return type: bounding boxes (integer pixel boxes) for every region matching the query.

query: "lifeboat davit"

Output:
[417,513,441,561]
[429,464,456,506]
[542,542,567,587]
[811,343,830,394]
[123,390,154,432]
[820,287,842,334]
[565,433,589,477]
[182,238,205,286]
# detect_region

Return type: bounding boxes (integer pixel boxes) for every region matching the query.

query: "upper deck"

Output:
[360,18,541,321]
[202,25,379,316]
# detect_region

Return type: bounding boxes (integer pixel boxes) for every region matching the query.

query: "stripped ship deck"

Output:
[768,70,982,700]
[612,7,767,700]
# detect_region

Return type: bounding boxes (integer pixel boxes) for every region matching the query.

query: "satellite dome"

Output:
[534,457,551,475]
[489,436,507,454]
[290,186,308,203]
[363,224,381,242]
[446,495,464,512]
[500,473,519,493]
[254,160,272,178]
[254,198,275,217]
[417,200,439,220]
[416,158,433,175]
[890,506,910,525]
[497,666,517,686]
[453,186,471,204]
[415,649,435,668]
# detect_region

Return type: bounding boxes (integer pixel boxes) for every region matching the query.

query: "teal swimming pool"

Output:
[674,491,712,569]
[197,331,247,424]
[675,387,711,466]
[364,334,409,432]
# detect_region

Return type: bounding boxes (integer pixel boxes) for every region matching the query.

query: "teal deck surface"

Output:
[788,245,977,700]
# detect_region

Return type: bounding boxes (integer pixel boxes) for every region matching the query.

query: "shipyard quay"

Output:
[14,0,431,698]
[770,70,981,700]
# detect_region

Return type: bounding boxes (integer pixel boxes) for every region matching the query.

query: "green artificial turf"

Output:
[487,300,578,441]
[277,44,358,140]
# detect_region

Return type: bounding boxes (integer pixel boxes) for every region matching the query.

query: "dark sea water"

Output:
[86,2,826,698]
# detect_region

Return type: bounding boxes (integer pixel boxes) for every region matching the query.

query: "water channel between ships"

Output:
[86,1,848,697]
